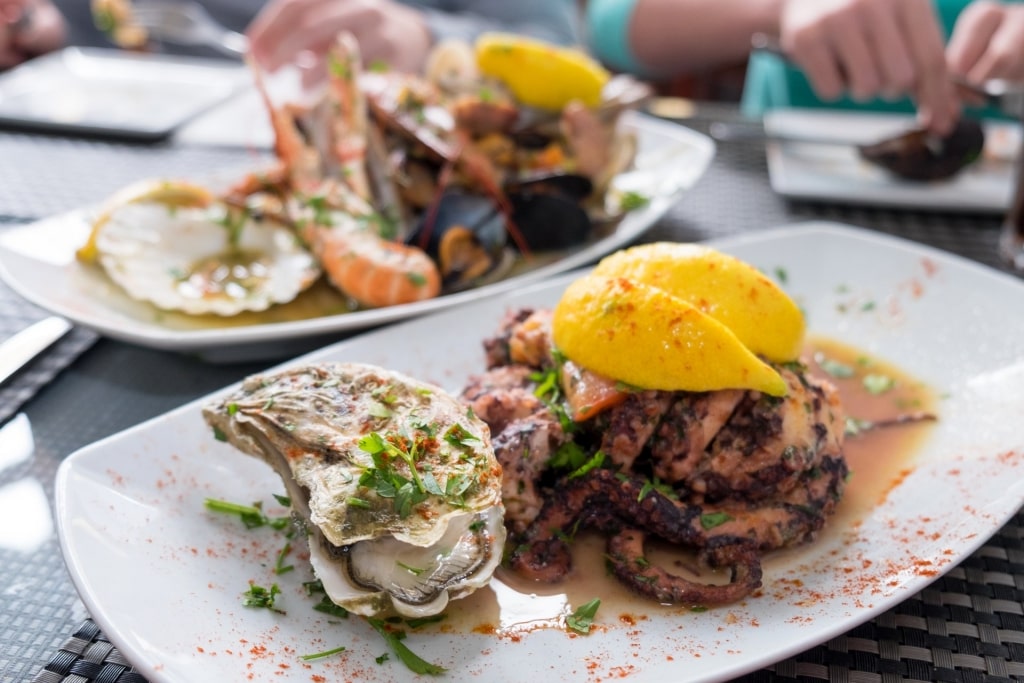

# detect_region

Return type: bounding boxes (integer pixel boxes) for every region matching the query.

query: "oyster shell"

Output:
[202,361,506,618]
[92,200,320,316]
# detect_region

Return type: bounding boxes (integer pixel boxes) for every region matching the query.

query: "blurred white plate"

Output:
[0,47,248,141]
[56,222,1024,683]
[0,112,714,361]
[765,108,1020,212]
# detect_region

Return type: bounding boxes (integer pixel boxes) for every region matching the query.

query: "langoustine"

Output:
[233,33,442,309]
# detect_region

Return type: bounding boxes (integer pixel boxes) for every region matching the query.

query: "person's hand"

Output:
[247,0,433,79]
[0,0,65,69]
[778,0,959,134]
[947,1,1024,85]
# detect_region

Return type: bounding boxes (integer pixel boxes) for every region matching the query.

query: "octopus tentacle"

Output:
[509,468,705,581]
[606,530,763,606]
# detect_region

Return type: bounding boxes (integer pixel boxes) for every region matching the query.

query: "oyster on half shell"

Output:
[202,362,506,618]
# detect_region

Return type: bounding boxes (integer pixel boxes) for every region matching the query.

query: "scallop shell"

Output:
[93,201,320,316]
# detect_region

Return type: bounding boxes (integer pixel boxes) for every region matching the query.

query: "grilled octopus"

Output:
[460,308,848,607]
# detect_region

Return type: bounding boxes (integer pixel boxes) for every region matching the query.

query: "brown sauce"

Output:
[442,335,939,636]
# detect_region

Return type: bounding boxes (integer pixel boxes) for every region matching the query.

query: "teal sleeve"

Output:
[584,0,648,74]
[740,0,1014,119]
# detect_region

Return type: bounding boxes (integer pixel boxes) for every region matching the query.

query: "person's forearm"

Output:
[629,0,783,73]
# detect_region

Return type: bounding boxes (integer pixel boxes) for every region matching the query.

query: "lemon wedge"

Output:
[77,179,214,263]
[475,32,610,111]
[592,242,805,362]
[552,275,788,396]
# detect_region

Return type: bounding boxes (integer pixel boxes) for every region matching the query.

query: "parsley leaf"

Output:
[699,511,734,530]
[367,618,447,675]
[565,598,601,634]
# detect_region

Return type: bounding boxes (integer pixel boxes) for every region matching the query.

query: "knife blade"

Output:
[0,317,73,387]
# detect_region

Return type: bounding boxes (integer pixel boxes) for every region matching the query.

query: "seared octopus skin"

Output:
[688,364,845,503]
[483,307,548,369]
[511,455,847,604]
[462,364,570,534]
[490,412,569,535]
[461,365,544,435]
[597,390,675,471]
[606,531,762,606]
[469,307,849,607]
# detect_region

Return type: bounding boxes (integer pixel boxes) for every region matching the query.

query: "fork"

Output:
[130,0,249,59]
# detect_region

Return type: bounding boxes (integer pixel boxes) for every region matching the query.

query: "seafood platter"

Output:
[56,223,1024,681]
[0,33,714,358]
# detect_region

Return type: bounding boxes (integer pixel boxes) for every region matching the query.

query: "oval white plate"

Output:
[0,112,713,361]
[56,222,1024,682]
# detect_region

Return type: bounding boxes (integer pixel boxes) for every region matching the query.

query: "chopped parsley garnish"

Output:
[637,475,678,502]
[396,561,425,576]
[204,498,290,530]
[816,355,855,378]
[529,365,576,433]
[242,582,284,613]
[302,580,350,619]
[275,541,294,575]
[327,53,351,80]
[356,427,476,516]
[863,373,896,395]
[699,511,734,530]
[548,441,597,473]
[567,450,605,479]
[215,205,249,248]
[845,416,874,436]
[443,423,480,448]
[367,618,447,675]
[405,614,447,629]
[368,401,393,419]
[619,191,651,211]
[301,645,347,661]
[565,598,601,634]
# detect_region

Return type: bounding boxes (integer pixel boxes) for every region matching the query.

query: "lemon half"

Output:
[552,275,789,397]
[592,243,805,362]
[475,32,610,111]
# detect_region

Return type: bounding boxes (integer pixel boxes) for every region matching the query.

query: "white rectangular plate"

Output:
[56,222,1024,683]
[0,47,249,141]
[765,108,1020,212]
[0,112,713,360]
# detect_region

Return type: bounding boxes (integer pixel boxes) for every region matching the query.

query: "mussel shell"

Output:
[507,172,594,202]
[406,189,507,283]
[508,190,592,250]
[858,117,985,181]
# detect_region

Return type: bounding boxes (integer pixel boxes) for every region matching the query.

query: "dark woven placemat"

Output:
[28,509,1024,682]
[0,133,266,220]
[0,219,97,425]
